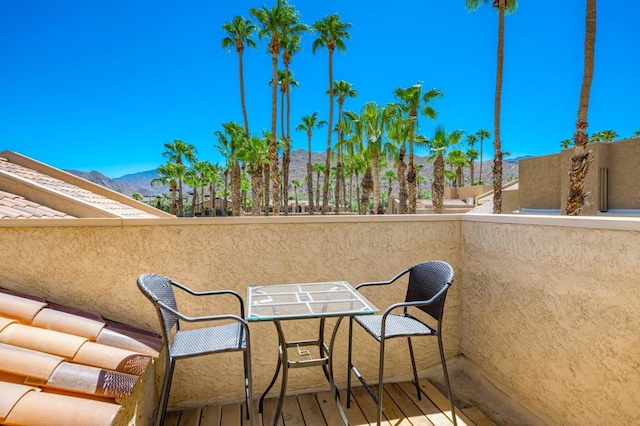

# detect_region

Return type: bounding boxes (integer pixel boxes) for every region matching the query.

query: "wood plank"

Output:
[339,390,370,426]
[379,385,412,426]
[163,411,181,426]
[385,383,435,426]
[200,405,221,426]
[220,402,242,426]
[350,386,392,426]
[418,381,473,426]
[281,395,305,426]
[297,393,327,426]
[460,407,496,426]
[262,397,282,426]
[397,382,452,426]
[315,390,345,426]
[177,408,201,426]
[242,401,264,426]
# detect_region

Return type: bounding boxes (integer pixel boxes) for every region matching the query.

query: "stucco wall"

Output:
[0,215,462,410]
[519,154,562,210]
[606,137,640,209]
[461,215,640,425]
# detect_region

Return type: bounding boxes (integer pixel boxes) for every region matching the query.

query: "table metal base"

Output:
[258,317,347,426]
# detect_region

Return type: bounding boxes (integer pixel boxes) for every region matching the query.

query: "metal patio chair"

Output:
[137,273,253,426]
[346,260,457,426]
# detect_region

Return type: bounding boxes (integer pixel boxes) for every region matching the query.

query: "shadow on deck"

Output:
[163,380,495,426]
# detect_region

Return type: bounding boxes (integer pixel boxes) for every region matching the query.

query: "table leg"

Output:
[328,316,349,425]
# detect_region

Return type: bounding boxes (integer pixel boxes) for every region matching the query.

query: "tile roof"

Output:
[0,288,161,426]
[0,155,161,219]
[0,190,74,219]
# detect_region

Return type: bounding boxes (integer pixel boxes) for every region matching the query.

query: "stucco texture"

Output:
[461,219,640,425]
[0,216,461,410]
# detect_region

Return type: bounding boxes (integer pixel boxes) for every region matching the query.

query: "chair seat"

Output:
[354,314,435,341]
[170,323,245,358]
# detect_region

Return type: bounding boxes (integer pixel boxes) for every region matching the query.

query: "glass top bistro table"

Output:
[247,281,378,426]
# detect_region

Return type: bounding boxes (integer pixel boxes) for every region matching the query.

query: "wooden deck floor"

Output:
[163,380,496,426]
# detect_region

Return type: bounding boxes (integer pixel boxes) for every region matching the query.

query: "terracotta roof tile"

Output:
[0,288,161,425]
[0,156,158,219]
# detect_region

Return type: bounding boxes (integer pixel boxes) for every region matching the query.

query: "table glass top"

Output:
[247,281,378,321]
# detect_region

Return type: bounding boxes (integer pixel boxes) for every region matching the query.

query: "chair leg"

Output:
[377,337,385,426]
[438,333,456,426]
[244,346,254,425]
[407,337,421,400]
[156,356,176,426]
[346,317,354,408]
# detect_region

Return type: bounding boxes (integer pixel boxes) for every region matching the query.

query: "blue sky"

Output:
[1,1,638,178]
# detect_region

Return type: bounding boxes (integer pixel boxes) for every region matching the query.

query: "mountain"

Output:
[67,149,520,198]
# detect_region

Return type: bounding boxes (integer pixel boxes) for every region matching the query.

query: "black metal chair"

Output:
[136,273,253,426]
[346,260,456,426]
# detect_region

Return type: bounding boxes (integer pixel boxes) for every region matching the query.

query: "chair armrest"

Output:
[170,281,245,317]
[157,300,248,325]
[380,283,450,320]
[355,268,410,290]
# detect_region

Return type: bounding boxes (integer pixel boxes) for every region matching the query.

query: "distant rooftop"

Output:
[0,151,171,219]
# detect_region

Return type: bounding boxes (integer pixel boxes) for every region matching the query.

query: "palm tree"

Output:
[296,112,326,214]
[152,162,180,216]
[385,110,411,214]
[214,122,246,216]
[566,0,596,215]
[222,15,257,135]
[251,2,296,216]
[465,134,478,183]
[162,139,197,217]
[447,149,468,187]
[394,84,442,213]
[384,169,396,207]
[598,129,618,142]
[466,0,517,213]
[560,139,573,149]
[291,179,301,212]
[312,162,325,211]
[475,129,491,185]
[236,133,269,215]
[312,13,351,214]
[634,130,640,137]
[332,80,358,212]
[428,126,464,213]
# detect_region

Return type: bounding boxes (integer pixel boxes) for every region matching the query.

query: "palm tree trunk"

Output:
[306,138,314,214]
[470,160,475,185]
[232,161,241,216]
[432,153,445,214]
[238,51,249,135]
[322,50,334,214]
[408,123,417,214]
[223,171,229,215]
[270,50,280,216]
[492,2,505,214]
[566,0,596,216]
[315,170,321,210]
[479,140,483,185]
[371,153,380,214]
[283,69,292,215]
[398,144,408,214]
[360,167,373,214]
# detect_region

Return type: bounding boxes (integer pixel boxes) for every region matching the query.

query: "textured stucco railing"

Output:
[2,213,639,425]
[0,215,462,411]
[461,214,640,425]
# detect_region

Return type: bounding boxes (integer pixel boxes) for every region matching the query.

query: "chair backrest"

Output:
[137,273,179,345]
[404,261,455,321]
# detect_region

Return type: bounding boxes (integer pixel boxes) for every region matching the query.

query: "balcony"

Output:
[1,213,638,425]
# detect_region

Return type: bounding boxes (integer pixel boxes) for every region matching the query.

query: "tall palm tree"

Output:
[386,110,411,214]
[237,133,269,215]
[162,139,197,217]
[394,83,442,213]
[475,128,491,185]
[291,179,301,212]
[312,14,351,214]
[332,80,358,212]
[566,0,596,215]
[466,0,517,213]
[222,15,257,136]
[152,162,180,216]
[312,162,325,211]
[214,122,246,216]
[360,102,396,214]
[296,112,326,214]
[251,2,295,215]
[447,149,468,187]
[428,126,464,213]
[465,134,478,183]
